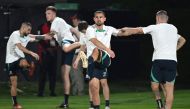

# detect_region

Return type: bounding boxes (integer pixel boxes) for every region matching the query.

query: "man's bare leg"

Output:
[164,82,174,109]
[89,78,100,109]
[100,79,110,108]
[151,82,164,109]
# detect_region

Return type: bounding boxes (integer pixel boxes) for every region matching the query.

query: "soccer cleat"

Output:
[89,108,94,109]
[79,51,88,68]
[105,106,110,109]
[57,103,69,108]
[13,104,22,109]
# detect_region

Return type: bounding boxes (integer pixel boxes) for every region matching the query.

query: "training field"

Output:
[0,82,190,109]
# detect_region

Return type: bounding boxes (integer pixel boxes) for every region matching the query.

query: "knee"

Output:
[91,48,99,59]
[63,47,69,53]
[151,84,159,91]
[90,83,99,92]
[19,59,30,68]
[101,82,108,88]
[91,84,98,90]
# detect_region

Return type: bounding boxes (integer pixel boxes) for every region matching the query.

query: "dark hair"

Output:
[46,6,57,13]
[78,21,88,32]
[156,10,168,16]
[94,10,106,17]
[71,14,81,20]
[21,22,32,28]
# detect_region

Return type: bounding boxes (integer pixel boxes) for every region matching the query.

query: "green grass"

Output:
[0,82,190,109]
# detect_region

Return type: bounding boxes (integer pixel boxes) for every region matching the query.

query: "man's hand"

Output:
[43,34,53,40]
[106,48,115,58]
[30,51,39,60]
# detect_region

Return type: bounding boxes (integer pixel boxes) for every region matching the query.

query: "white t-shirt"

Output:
[51,17,75,45]
[85,25,119,58]
[5,30,34,63]
[142,23,180,61]
[79,32,87,45]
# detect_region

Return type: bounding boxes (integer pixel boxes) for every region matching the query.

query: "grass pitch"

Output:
[0,82,190,109]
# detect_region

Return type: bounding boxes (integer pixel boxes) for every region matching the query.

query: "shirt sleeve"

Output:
[86,26,96,41]
[66,23,72,29]
[79,33,86,45]
[12,33,21,45]
[177,34,181,39]
[28,36,35,42]
[142,25,155,34]
[51,19,59,33]
[110,26,119,36]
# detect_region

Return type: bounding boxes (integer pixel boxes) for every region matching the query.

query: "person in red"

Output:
[37,21,58,97]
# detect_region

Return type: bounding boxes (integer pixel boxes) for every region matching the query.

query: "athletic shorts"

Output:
[91,68,108,80]
[88,50,111,79]
[61,39,75,66]
[6,58,25,77]
[150,60,177,83]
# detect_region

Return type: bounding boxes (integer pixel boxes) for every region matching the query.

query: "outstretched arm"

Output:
[117,27,144,36]
[29,34,52,42]
[177,35,186,51]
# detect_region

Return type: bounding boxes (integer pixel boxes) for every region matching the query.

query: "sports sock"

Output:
[90,101,93,108]
[93,105,100,109]
[156,99,164,108]
[105,100,110,107]
[12,96,18,105]
[64,94,69,105]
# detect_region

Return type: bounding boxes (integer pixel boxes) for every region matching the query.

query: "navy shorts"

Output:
[6,58,25,77]
[61,40,75,66]
[89,50,111,80]
[150,60,177,83]
[92,68,108,80]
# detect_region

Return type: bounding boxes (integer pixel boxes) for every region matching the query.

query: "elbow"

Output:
[183,38,186,44]
[181,37,186,45]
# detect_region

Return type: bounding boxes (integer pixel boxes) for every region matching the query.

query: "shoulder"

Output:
[53,17,66,23]
[12,30,19,35]
[143,24,157,30]
[87,25,95,31]
[106,25,114,29]
[168,24,177,29]
[147,24,157,28]
[10,30,20,37]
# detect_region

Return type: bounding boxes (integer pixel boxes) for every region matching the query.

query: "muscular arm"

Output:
[177,35,186,51]
[90,38,110,52]
[70,28,80,41]
[29,34,52,42]
[16,43,39,60]
[16,43,33,55]
[117,27,144,36]
[90,38,115,58]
